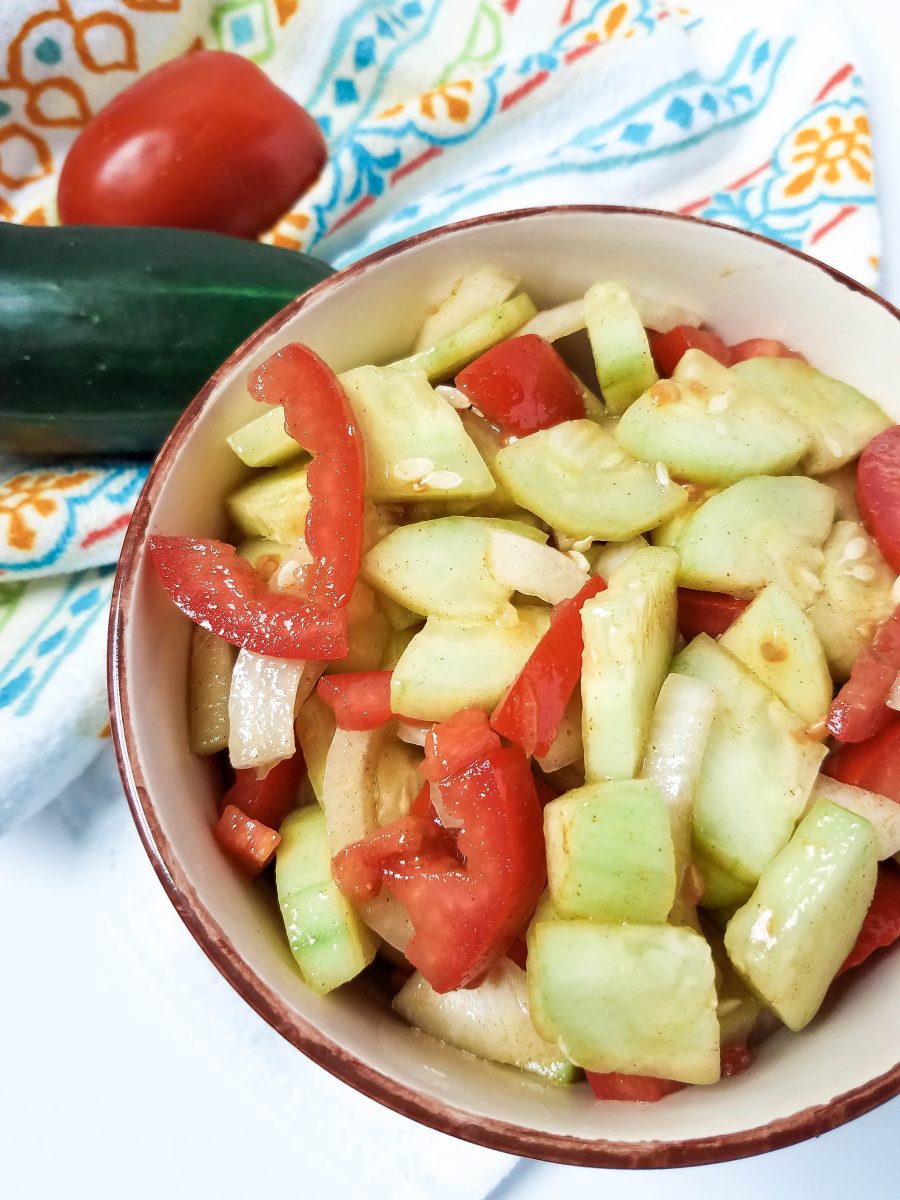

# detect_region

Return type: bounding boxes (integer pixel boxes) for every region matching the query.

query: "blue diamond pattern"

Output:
[665,96,693,129]
[402,1,423,16]
[700,92,718,116]
[334,78,359,105]
[730,84,753,102]
[752,40,771,72]
[354,36,375,69]
[621,122,653,145]
[376,15,395,38]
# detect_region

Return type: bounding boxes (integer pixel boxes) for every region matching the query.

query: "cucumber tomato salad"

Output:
[150,268,900,1102]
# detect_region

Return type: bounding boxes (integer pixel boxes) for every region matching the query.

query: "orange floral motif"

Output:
[0,122,53,189]
[274,0,300,26]
[122,0,182,11]
[381,80,474,123]
[784,113,872,197]
[0,471,92,553]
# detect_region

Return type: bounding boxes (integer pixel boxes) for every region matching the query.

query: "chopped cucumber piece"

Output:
[733,357,891,475]
[544,780,676,922]
[362,516,543,622]
[226,405,304,468]
[276,807,377,995]
[295,692,336,805]
[709,938,763,1049]
[394,959,578,1085]
[675,476,835,606]
[821,462,860,521]
[235,537,293,574]
[584,280,658,415]
[323,580,390,675]
[456,409,519,514]
[528,922,720,1083]
[518,298,586,343]
[695,846,754,909]
[414,267,521,352]
[494,419,688,540]
[380,625,420,670]
[673,636,826,885]
[390,606,551,722]
[226,461,310,544]
[719,584,832,726]
[813,775,900,860]
[581,546,677,781]
[808,520,897,681]
[725,799,877,1031]
[377,592,421,632]
[585,535,647,578]
[650,488,714,548]
[341,365,496,503]
[394,292,537,381]
[188,627,235,756]
[615,350,809,485]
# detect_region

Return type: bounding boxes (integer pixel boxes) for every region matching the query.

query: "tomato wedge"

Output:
[729,338,804,363]
[648,326,732,376]
[222,753,306,829]
[824,715,900,801]
[334,709,546,993]
[213,804,280,875]
[677,588,749,641]
[857,425,900,573]
[317,671,393,731]
[828,607,900,743]
[586,1072,685,1103]
[148,536,348,659]
[250,343,365,608]
[421,706,501,781]
[491,576,607,758]
[455,334,585,437]
[838,862,900,975]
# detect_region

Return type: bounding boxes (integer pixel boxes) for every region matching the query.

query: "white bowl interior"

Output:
[120,209,900,1157]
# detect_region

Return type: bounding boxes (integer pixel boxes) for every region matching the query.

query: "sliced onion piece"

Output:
[811,775,900,860]
[487,529,588,604]
[641,674,717,921]
[518,299,586,343]
[632,293,702,333]
[536,696,583,773]
[321,726,386,853]
[589,535,648,579]
[228,652,320,771]
[360,893,413,955]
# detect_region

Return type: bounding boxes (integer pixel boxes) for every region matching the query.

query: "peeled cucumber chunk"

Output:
[725,799,877,1031]
[673,635,826,886]
[719,583,832,726]
[390,606,551,721]
[295,693,336,804]
[362,516,542,621]
[709,938,763,1049]
[456,409,519,514]
[495,419,688,540]
[732,357,891,475]
[414,267,521,352]
[581,546,678,781]
[341,365,496,502]
[544,780,676,922]
[227,461,311,544]
[394,959,577,1085]
[276,807,377,995]
[528,922,720,1083]
[675,476,835,607]
[189,627,235,756]
[584,281,658,415]
[394,292,537,381]
[695,846,754,910]
[808,520,897,681]
[615,350,810,486]
[227,405,304,468]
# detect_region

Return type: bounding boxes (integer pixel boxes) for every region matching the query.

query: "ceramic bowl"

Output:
[109,206,900,1168]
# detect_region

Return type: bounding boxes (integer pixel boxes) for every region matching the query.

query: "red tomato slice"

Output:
[250,344,365,609]
[334,710,546,993]
[213,805,280,876]
[421,707,501,781]
[676,588,748,642]
[728,339,804,363]
[491,576,607,758]
[824,715,900,801]
[586,1072,685,1103]
[148,536,348,660]
[828,607,900,743]
[506,937,529,970]
[720,1042,753,1078]
[857,425,900,573]
[222,753,307,830]
[455,335,585,437]
[648,326,733,376]
[838,863,900,974]
[317,672,393,731]
[58,51,326,239]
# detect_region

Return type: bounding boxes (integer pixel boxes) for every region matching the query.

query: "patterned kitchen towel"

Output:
[0,0,879,829]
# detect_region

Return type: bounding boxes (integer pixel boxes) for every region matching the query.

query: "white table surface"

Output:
[4,3,900,1197]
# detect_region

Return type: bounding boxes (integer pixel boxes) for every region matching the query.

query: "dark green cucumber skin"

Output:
[0,224,333,456]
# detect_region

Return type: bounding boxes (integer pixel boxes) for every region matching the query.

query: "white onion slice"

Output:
[811,775,900,860]
[632,293,702,333]
[487,529,588,604]
[360,894,413,954]
[321,727,385,852]
[227,652,320,771]
[641,674,717,919]
[888,670,900,712]
[397,721,429,747]
[430,782,465,830]
[589,535,648,579]
[518,299,586,343]
[536,697,583,772]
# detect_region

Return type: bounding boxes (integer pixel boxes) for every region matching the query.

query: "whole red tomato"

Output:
[58,51,327,239]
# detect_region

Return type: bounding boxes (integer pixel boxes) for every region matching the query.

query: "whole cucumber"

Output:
[0,224,333,456]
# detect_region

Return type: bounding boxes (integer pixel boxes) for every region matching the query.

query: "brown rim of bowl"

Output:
[108,204,900,1169]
